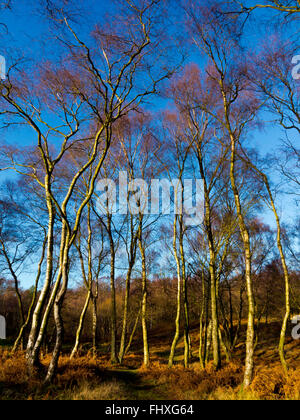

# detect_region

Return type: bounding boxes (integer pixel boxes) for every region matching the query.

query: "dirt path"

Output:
[100,368,168,400]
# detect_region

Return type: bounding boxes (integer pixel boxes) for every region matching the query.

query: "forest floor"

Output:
[0,321,299,400]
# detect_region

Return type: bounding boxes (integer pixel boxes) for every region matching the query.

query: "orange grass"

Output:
[0,321,299,400]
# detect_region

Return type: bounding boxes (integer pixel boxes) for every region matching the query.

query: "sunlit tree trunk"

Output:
[92,296,98,358]
[119,261,135,364]
[119,218,138,364]
[45,223,70,384]
[70,290,91,359]
[229,136,255,388]
[125,305,141,356]
[199,155,221,370]
[242,159,291,375]
[12,236,47,353]
[179,214,190,368]
[0,242,25,348]
[199,271,206,369]
[107,215,118,364]
[138,217,149,368]
[169,215,182,368]
[257,172,290,375]
[27,187,54,371]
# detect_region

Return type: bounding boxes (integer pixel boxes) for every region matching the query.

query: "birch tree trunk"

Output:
[45,224,70,384]
[26,188,54,371]
[229,138,255,389]
[125,306,141,356]
[107,215,118,364]
[169,215,182,368]
[241,157,291,375]
[138,219,150,368]
[119,262,135,364]
[12,236,47,353]
[70,290,91,359]
[180,217,190,368]
[199,271,206,369]
[92,295,98,359]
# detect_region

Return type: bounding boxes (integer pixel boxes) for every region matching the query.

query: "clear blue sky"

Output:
[0,1,298,287]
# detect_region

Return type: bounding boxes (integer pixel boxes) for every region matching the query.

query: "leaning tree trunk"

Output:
[237,155,292,375]
[248,164,291,375]
[125,306,141,356]
[70,290,91,359]
[0,242,25,349]
[260,170,291,375]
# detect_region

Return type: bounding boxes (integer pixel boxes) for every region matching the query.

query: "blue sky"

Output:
[0,1,298,287]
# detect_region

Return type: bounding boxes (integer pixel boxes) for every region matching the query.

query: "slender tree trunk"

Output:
[12,236,47,353]
[70,290,91,359]
[125,306,141,356]
[45,293,64,384]
[205,320,212,365]
[169,276,181,367]
[209,255,220,369]
[119,263,134,364]
[45,226,70,384]
[203,277,210,366]
[241,158,291,375]
[138,222,149,368]
[229,138,255,389]
[219,327,231,362]
[119,194,138,364]
[141,252,149,367]
[92,297,97,358]
[262,174,290,375]
[220,84,255,387]
[260,173,290,374]
[228,283,234,346]
[27,188,54,371]
[110,282,117,364]
[199,271,206,369]
[92,294,98,359]
[71,203,95,359]
[197,147,221,370]
[182,258,190,368]
[169,216,182,368]
[0,242,25,348]
[178,214,190,368]
[29,239,65,375]
[107,216,118,364]
[231,283,244,352]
